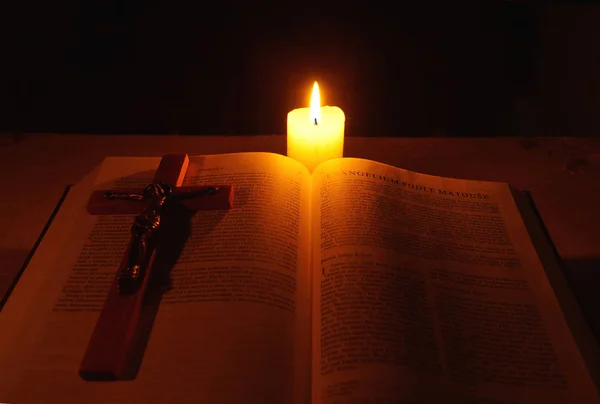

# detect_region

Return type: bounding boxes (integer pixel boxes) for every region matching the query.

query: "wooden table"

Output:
[1,134,600,331]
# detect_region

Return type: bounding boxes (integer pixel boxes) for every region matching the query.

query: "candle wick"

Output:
[314,118,318,126]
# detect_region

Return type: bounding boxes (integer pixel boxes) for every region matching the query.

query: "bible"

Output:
[1,152,599,403]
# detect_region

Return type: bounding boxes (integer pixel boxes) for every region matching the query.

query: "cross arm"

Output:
[86,185,233,215]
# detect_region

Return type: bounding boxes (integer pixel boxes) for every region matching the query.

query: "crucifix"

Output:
[79,153,233,381]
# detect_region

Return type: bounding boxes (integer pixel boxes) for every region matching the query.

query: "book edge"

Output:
[0,185,72,311]
[511,187,600,395]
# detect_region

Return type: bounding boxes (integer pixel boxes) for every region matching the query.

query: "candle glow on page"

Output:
[287,82,345,172]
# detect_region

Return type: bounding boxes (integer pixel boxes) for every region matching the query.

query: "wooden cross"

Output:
[79,153,233,381]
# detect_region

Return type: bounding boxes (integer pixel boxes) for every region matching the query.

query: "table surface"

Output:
[1,134,600,330]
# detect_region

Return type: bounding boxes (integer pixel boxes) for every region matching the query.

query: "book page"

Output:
[310,157,600,404]
[0,152,312,404]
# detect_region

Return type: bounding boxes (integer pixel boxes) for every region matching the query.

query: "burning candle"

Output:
[287,82,345,172]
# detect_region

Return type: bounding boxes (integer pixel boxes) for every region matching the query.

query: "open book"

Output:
[1,152,599,403]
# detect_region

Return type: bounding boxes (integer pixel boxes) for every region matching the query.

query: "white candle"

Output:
[287,82,345,172]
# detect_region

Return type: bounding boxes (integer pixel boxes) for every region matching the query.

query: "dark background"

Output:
[2,2,600,137]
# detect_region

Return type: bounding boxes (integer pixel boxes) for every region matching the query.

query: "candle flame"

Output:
[310,81,321,125]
